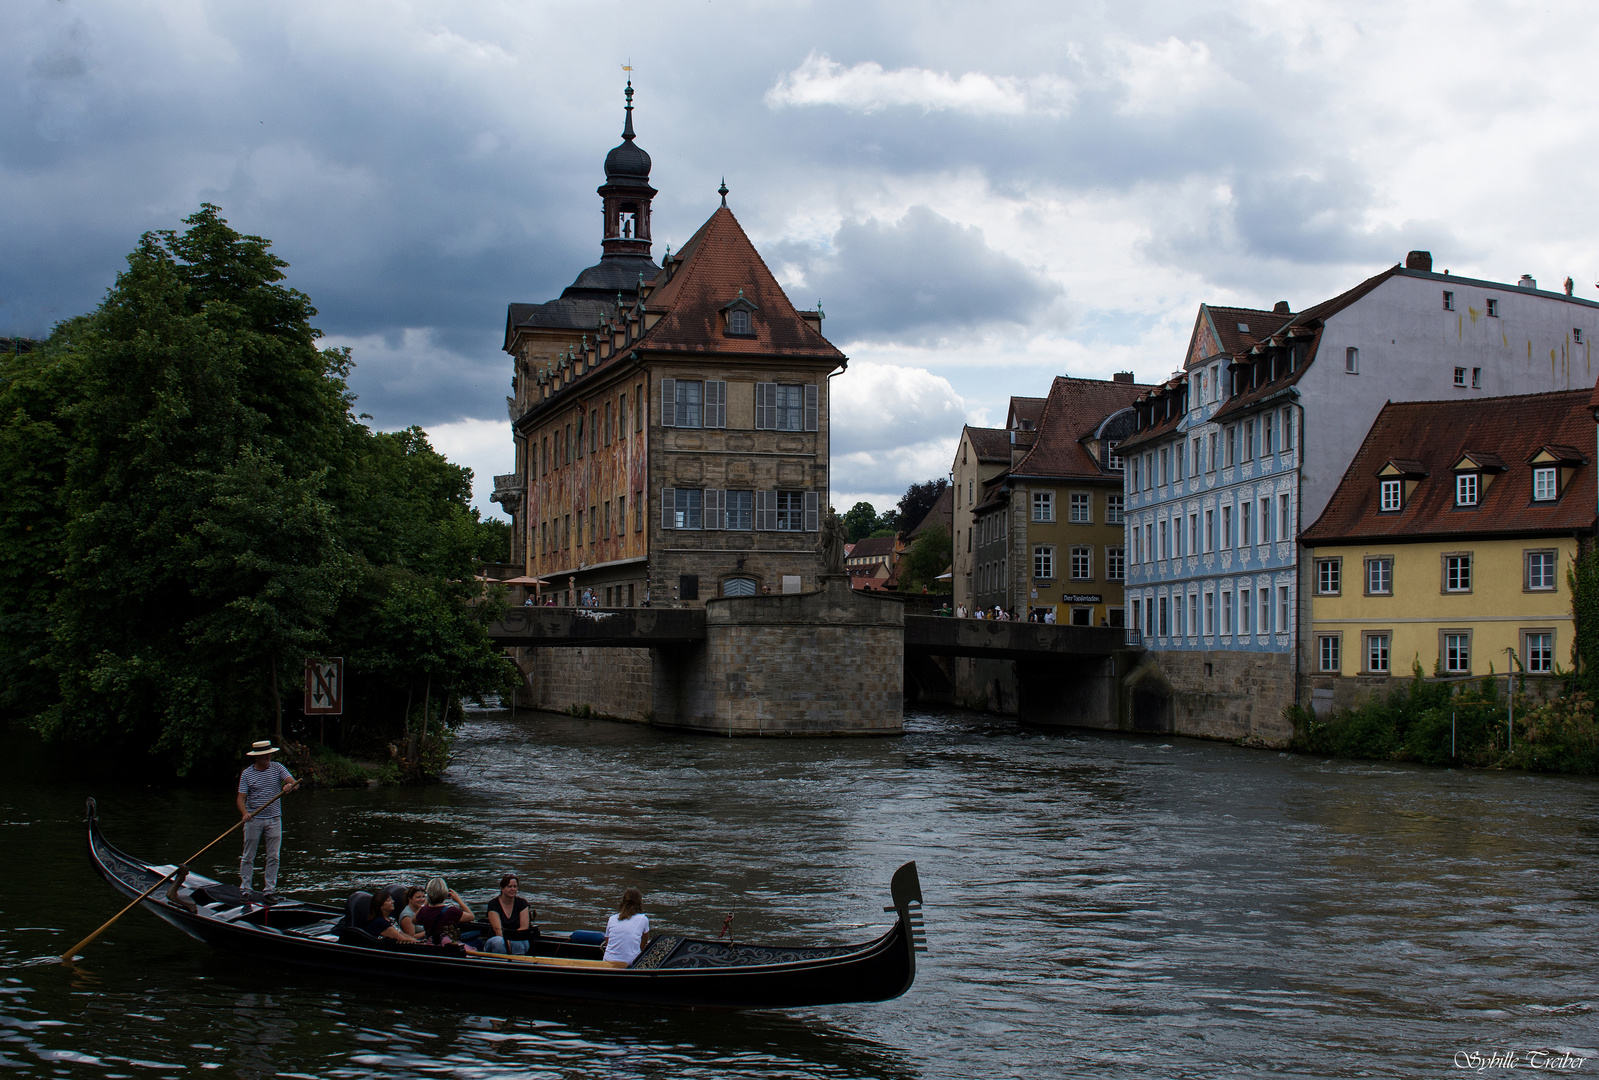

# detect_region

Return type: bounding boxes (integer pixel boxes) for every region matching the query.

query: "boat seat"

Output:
[342,891,373,929]
[568,930,605,946]
[383,884,408,916]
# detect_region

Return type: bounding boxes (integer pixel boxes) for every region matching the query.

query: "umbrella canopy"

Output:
[480,574,550,587]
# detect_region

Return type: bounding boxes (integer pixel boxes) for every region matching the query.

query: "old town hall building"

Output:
[494,84,845,606]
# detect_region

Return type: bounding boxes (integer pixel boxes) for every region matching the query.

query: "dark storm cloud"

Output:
[770,207,1060,345]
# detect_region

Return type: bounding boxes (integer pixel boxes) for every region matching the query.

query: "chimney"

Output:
[1565,276,1575,297]
[1113,371,1134,384]
[1273,301,1290,315]
[1519,274,1537,290]
[1405,250,1433,272]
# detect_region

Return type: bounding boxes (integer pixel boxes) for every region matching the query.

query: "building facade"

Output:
[1302,390,1594,690]
[970,375,1147,623]
[1120,253,1599,736]
[951,424,1013,615]
[500,87,844,607]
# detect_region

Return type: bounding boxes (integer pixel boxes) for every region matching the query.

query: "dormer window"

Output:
[721,294,759,337]
[1456,473,1478,507]
[1533,466,1558,501]
[1380,479,1402,512]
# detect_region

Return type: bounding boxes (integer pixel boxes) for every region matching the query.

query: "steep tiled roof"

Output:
[635,207,845,360]
[908,484,954,538]
[1301,389,1597,544]
[1010,376,1155,480]
[1193,305,1293,362]
[965,426,1011,463]
[847,535,898,561]
[1008,397,1047,431]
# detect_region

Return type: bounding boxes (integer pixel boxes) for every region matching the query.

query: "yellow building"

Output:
[1302,390,1594,680]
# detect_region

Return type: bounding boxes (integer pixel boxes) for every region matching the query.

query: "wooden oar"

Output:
[62,787,289,964]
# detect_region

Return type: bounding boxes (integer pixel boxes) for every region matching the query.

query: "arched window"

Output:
[729,309,751,335]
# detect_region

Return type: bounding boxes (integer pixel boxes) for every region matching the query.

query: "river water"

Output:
[2,707,1596,1078]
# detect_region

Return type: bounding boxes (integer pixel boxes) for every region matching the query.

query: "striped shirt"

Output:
[238,761,294,819]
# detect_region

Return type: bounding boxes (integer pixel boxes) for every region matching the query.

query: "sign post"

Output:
[304,658,344,745]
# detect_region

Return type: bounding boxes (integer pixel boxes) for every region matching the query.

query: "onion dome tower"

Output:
[599,80,655,258]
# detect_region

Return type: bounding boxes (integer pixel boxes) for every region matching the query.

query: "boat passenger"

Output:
[602,888,650,967]
[484,874,535,956]
[398,886,427,938]
[416,877,477,947]
[362,887,418,944]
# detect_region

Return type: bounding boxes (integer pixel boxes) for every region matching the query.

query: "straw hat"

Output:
[246,740,279,757]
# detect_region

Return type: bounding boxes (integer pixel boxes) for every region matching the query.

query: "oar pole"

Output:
[62,787,288,964]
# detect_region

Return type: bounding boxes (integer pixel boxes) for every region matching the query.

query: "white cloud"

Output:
[1116,38,1238,115]
[422,417,514,522]
[765,52,1074,116]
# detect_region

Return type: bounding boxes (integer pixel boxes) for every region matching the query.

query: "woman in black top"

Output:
[484,874,535,955]
[362,888,418,943]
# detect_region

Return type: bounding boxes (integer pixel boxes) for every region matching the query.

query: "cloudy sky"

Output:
[7,1,1599,519]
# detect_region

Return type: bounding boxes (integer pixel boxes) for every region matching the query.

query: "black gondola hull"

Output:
[85,800,921,1010]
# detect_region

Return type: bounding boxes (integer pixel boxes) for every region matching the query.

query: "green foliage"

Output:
[898,524,952,594]
[474,516,513,563]
[896,479,948,536]
[0,206,513,779]
[842,501,883,544]
[1292,663,1599,773]
[1569,544,1599,696]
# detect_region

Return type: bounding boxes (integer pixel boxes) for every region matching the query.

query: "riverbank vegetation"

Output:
[1290,666,1599,774]
[0,206,514,781]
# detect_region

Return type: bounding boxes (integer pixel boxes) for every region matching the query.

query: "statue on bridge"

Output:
[819,508,847,576]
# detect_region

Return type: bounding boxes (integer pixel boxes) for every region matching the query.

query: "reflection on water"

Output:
[2,708,1597,1078]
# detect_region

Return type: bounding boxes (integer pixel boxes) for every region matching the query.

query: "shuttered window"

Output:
[704,380,727,428]
[703,488,724,530]
[661,487,675,530]
[803,490,819,531]
[755,383,818,431]
[755,490,775,531]
[660,379,676,428]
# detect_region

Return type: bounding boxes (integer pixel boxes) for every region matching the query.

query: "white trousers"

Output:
[240,817,283,892]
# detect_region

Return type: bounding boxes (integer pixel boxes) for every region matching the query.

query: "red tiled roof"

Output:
[635,207,846,360]
[1009,376,1155,480]
[1301,389,1597,544]
[847,535,898,560]
[965,426,1011,463]
[908,485,954,538]
[1191,305,1293,364]
[1008,397,1047,431]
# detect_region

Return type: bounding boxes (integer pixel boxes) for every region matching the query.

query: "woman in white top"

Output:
[602,887,650,967]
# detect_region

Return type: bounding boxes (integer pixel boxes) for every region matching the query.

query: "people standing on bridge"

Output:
[237,740,298,899]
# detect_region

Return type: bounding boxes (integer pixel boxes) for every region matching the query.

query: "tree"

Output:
[898,525,952,594]
[896,478,949,537]
[842,501,882,543]
[6,206,513,777]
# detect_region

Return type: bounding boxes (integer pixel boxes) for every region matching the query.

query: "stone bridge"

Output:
[489,587,1144,736]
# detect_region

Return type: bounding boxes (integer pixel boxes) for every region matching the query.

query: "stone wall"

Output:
[652,577,904,735]
[1151,649,1298,746]
[513,645,653,722]
[951,657,1019,714]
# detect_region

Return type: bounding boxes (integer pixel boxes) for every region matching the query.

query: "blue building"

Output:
[1117,252,1599,744]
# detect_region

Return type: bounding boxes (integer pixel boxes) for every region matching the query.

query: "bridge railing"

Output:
[1124,627,1146,647]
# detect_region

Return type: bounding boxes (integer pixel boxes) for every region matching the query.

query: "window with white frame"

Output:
[1240,502,1251,546]
[1158,520,1169,560]
[1366,557,1393,595]
[1380,479,1403,511]
[1069,492,1091,523]
[1471,367,1482,389]
[1575,328,1584,345]
[1070,546,1092,580]
[1204,591,1215,635]
[1189,594,1198,637]
[1456,474,1478,506]
[755,383,817,431]
[1486,298,1499,317]
[1444,632,1471,673]
[1204,509,1214,552]
[1318,634,1341,673]
[1033,490,1055,522]
[1316,559,1341,595]
[725,489,753,531]
[1107,441,1122,471]
[1454,367,1467,387]
[1526,550,1556,591]
[670,488,703,530]
[1279,494,1292,539]
[1365,633,1390,674]
[1221,505,1232,547]
[1106,546,1125,581]
[1533,467,1558,501]
[1445,553,1472,592]
[1239,588,1250,634]
[1107,495,1124,525]
[774,490,805,531]
[673,380,703,428]
[1524,631,1554,673]
[1221,591,1233,636]
[1345,347,1359,374]
[1033,545,1055,580]
[1443,290,1455,311]
[1278,585,1290,633]
[1260,589,1271,634]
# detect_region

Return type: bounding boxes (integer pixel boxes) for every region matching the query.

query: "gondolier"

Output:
[236,740,298,898]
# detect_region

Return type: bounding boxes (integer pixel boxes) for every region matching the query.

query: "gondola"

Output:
[84,798,926,1009]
